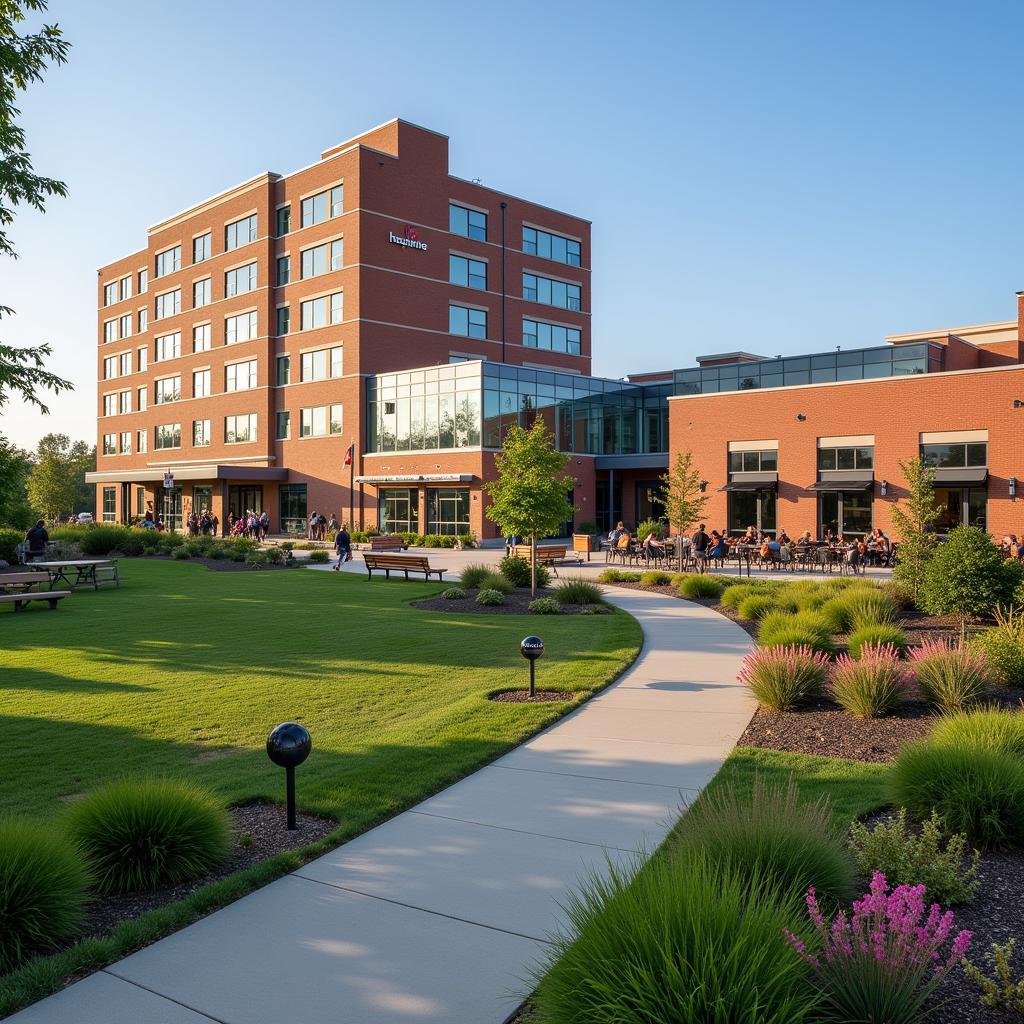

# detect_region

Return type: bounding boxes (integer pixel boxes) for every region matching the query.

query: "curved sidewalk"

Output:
[9,588,754,1024]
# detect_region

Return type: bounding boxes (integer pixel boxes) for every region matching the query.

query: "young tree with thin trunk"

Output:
[484,417,577,595]
[890,456,941,601]
[659,450,709,572]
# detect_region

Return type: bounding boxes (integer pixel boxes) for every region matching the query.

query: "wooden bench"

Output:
[0,591,70,612]
[369,535,407,552]
[511,544,569,576]
[0,572,52,592]
[363,553,444,581]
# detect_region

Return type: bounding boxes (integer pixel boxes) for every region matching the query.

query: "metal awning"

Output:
[719,472,778,493]
[594,453,670,471]
[932,467,988,487]
[355,473,474,484]
[85,465,288,484]
[805,474,874,492]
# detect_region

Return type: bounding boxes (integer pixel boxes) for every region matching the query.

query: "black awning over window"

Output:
[719,472,778,493]
[932,467,988,487]
[805,475,874,492]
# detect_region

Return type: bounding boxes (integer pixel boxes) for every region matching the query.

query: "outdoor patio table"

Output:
[30,559,119,592]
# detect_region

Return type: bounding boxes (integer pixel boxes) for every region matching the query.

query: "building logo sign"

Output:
[389,224,428,252]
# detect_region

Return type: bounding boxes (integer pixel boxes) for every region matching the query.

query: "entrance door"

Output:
[379,488,419,534]
[635,480,666,529]
[820,490,873,539]
[192,486,213,516]
[728,489,777,536]
[934,487,986,533]
[596,478,622,533]
[161,486,183,532]
[228,485,264,522]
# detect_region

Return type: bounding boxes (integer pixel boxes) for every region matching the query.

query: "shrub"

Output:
[157,532,185,552]
[889,740,1024,849]
[635,518,662,542]
[964,939,1024,1013]
[479,571,513,594]
[847,624,909,659]
[786,871,972,1024]
[881,579,917,611]
[639,570,672,586]
[674,776,855,905]
[576,520,598,535]
[929,708,1024,758]
[79,524,132,555]
[759,610,833,648]
[0,527,25,563]
[848,808,979,906]
[306,549,330,564]
[765,627,837,658]
[441,587,466,600]
[459,563,492,589]
[909,639,992,712]
[63,779,230,893]
[677,574,726,599]
[737,645,830,711]
[736,593,779,621]
[578,605,612,615]
[0,820,91,972]
[171,546,190,560]
[840,588,898,630]
[597,568,639,583]
[245,551,268,568]
[498,555,550,589]
[553,578,604,606]
[721,581,779,610]
[265,546,286,565]
[475,588,505,606]
[971,607,1024,687]
[830,645,909,718]
[529,597,562,614]
[920,525,1023,618]
[533,853,814,1024]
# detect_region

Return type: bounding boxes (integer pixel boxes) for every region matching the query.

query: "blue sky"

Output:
[4,0,1024,448]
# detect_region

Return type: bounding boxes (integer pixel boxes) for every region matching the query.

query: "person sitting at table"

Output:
[740,526,757,546]
[25,520,49,562]
[643,528,664,558]
[797,530,814,547]
[778,529,792,545]
[708,530,729,560]
[608,521,628,544]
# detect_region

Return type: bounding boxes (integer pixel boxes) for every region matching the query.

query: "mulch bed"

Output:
[412,588,610,616]
[81,801,335,939]
[489,690,574,703]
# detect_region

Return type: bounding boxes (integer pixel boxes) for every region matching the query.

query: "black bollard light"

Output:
[266,722,311,830]
[520,635,544,697]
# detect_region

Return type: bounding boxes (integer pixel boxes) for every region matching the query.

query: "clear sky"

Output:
[3,0,1024,450]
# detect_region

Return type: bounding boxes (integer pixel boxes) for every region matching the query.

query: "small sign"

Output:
[163,472,174,491]
[389,225,428,252]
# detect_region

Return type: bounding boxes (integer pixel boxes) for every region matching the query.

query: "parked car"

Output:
[77,512,94,524]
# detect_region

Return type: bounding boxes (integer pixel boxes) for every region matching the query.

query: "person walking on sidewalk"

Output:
[333,523,351,570]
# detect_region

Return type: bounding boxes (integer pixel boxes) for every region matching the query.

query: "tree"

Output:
[0,432,33,528]
[485,417,577,594]
[890,456,941,601]
[25,433,94,521]
[1,1,73,412]
[659,450,709,571]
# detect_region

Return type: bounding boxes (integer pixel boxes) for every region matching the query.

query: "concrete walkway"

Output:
[10,589,754,1024]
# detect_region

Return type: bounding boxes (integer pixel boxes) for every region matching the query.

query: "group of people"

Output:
[185,509,220,537]
[226,510,270,539]
[307,511,338,541]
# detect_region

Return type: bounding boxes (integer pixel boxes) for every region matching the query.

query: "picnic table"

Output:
[30,559,120,591]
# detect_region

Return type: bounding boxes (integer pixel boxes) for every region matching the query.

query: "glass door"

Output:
[635,480,667,529]
[228,485,264,521]
[820,490,873,539]
[729,489,777,536]
[161,486,183,532]
[379,488,419,534]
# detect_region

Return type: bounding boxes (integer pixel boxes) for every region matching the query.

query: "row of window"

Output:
[445,303,582,354]
[448,255,583,312]
[728,442,988,475]
[448,203,582,268]
[275,405,344,439]
[103,273,142,306]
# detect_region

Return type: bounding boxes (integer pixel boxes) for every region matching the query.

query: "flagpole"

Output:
[348,437,354,529]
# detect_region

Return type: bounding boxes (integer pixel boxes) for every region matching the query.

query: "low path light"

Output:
[266,722,311,830]
[520,635,544,698]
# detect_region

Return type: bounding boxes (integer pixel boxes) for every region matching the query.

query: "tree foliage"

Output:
[659,450,709,570]
[25,432,94,520]
[484,417,576,593]
[0,1,73,412]
[890,456,941,601]
[0,432,33,528]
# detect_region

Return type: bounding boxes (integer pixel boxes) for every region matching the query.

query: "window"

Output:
[276,410,290,439]
[301,243,327,279]
[155,375,181,404]
[155,246,181,277]
[119,390,131,414]
[225,262,257,297]
[120,276,132,300]
[450,254,487,290]
[102,433,117,455]
[119,351,131,376]
[119,314,131,338]
[225,413,257,444]
[120,431,131,455]
[103,393,117,416]
[226,359,257,392]
[137,429,147,454]
[103,281,118,305]
[300,186,343,227]
[193,232,211,263]
[277,255,290,285]
[379,488,419,534]
[426,488,470,536]
[137,346,148,371]
[193,277,211,308]
[155,332,181,361]
[193,368,211,398]
[276,355,290,386]
[138,307,148,332]
[522,318,581,354]
[103,356,117,379]
[728,449,779,473]
[449,203,487,241]
[330,185,343,217]
[299,292,342,329]
[138,268,148,293]
[276,305,290,335]
[449,304,487,339]
[729,489,777,536]
[137,386,147,411]
[276,205,291,236]
[300,345,343,381]
[279,482,307,534]
[225,310,257,344]
[921,442,988,468]
[154,423,181,450]
[225,214,257,252]
[103,319,117,343]
[102,486,116,521]
[193,323,211,352]
[193,419,211,447]
[299,404,343,437]
[818,446,874,471]
[155,289,181,319]
[331,238,343,270]
[523,226,581,267]
[522,273,581,311]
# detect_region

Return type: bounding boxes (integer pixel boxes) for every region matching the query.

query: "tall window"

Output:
[119,431,131,455]
[103,281,118,305]
[155,376,181,404]
[276,205,291,235]
[138,268,148,293]
[299,404,343,437]
[155,246,181,277]
[449,304,487,339]
[102,486,116,521]
[225,311,257,344]
[119,351,131,376]
[226,359,257,392]
[225,262,257,297]
[276,355,290,386]
[276,410,291,439]
[155,332,181,361]
[426,488,470,536]
[225,413,257,443]
[225,214,257,252]
[119,314,132,338]
[155,289,181,319]
[193,419,211,447]
[193,323,211,352]
[193,277,211,308]
[279,483,307,533]
[449,203,487,241]
[300,186,343,227]
[119,276,132,300]
[193,232,211,263]
[276,305,290,335]
[102,434,117,456]
[119,391,131,414]
[299,292,342,329]
[523,226,581,267]
[450,254,487,290]
[301,243,327,279]
[522,319,581,354]
[137,429,148,454]
[103,394,117,416]
[103,356,117,379]
[154,423,181,450]
[522,273,580,311]
[277,255,290,285]
[103,320,117,343]
[137,386,147,411]
[138,308,148,332]
[137,346,148,371]
[300,346,342,381]
[193,369,211,398]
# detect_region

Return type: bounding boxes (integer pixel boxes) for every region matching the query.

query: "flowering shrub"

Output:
[737,645,830,711]
[909,640,991,712]
[786,871,971,1024]
[830,644,909,718]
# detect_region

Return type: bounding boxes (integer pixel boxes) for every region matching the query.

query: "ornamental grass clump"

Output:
[639,570,672,586]
[459,563,491,589]
[848,809,980,906]
[677,573,726,599]
[553,578,604,606]
[847,624,909,660]
[785,871,972,1024]
[759,610,833,648]
[970,607,1024,687]
[737,645,830,711]
[929,707,1024,758]
[909,639,992,712]
[830,645,909,718]
[737,593,780,621]
[478,571,513,594]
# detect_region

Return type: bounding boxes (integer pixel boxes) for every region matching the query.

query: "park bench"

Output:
[511,544,569,576]
[0,589,70,612]
[368,535,407,552]
[0,572,52,592]
[363,553,444,581]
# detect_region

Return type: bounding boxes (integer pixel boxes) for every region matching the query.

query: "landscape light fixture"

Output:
[266,722,312,830]
[795,413,807,421]
[1014,399,1024,409]
[880,479,888,497]
[1011,476,1018,500]
[520,636,544,698]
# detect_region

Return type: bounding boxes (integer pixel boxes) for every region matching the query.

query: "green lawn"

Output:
[0,560,642,835]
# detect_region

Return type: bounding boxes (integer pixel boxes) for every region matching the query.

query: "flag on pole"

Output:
[344,443,354,466]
